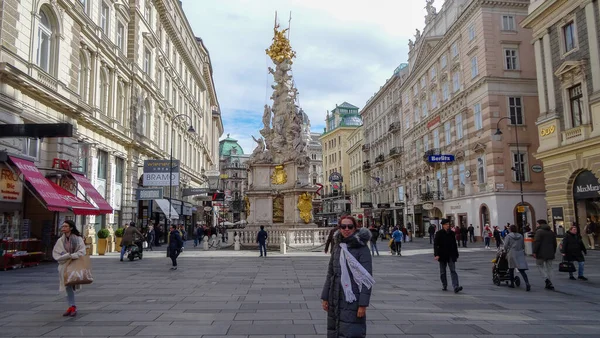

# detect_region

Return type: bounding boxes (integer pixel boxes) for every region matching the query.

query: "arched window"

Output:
[115,82,125,125]
[99,68,109,115]
[37,7,54,72]
[78,51,90,102]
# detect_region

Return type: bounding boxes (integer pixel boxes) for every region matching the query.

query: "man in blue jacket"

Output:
[392,227,404,256]
[256,225,268,257]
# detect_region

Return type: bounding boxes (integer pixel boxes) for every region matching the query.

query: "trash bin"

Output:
[524,232,534,256]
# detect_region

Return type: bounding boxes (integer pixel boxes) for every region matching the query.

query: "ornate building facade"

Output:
[347,126,366,223]
[218,135,249,224]
[522,0,600,245]
[0,0,222,241]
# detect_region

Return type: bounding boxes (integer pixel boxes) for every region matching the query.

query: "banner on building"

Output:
[143,160,180,187]
[0,163,23,202]
[136,188,163,200]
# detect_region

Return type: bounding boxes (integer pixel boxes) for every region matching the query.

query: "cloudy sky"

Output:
[183,0,435,153]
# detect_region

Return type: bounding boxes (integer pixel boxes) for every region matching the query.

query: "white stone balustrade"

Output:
[228,228,331,249]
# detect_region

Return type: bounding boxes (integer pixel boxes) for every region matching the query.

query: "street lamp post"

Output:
[168,114,195,230]
[495,116,526,234]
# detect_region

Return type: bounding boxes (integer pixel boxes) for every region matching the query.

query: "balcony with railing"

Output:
[389,146,403,158]
[362,144,370,152]
[562,124,592,146]
[362,161,372,171]
[423,148,441,161]
[374,154,385,165]
[420,191,444,201]
[388,122,402,133]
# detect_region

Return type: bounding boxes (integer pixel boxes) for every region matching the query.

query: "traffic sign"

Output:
[517,206,525,213]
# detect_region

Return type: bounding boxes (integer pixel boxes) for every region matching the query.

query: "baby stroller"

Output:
[492,247,520,287]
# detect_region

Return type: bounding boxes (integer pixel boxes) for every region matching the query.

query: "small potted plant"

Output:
[97,228,110,255]
[114,228,124,251]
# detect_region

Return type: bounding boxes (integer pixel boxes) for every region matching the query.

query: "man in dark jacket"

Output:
[562,224,588,281]
[256,225,268,257]
[460,226,468,247]
[428,224,436,244]
[493,226,503,248]
[324,226,338,254]
[468,224,475,243]
[434,218,463,293]
[168,224,184,270]
[120,222,143,262]
[533,219,557,290]
[369,225,380,256]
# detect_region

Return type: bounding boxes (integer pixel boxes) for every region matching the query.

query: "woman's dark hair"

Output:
[509,224,518,233]
[64,220,81,237]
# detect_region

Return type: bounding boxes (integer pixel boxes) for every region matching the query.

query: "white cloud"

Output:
[182,0,434,154]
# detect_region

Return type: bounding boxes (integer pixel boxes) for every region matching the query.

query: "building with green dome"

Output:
[218,135,249,225]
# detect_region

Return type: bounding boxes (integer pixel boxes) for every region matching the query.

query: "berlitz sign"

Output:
[573,170,600,199]
[428,155,455,163]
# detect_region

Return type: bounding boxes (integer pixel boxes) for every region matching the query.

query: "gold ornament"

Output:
[244,195,250,217]
[297,192,313,224]
[271,165,287,185]
[265,23,296,64]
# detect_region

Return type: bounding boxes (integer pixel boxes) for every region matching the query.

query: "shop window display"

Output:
[1,214,43,270]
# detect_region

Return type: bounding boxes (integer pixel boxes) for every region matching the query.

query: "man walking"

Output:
[468,224,475,243]
[533,219,557,290]
[369,225,380,256]
[392,227,404,256]
[120,222,143,262]
[434,219,463,293]
[256,225,268,257]
[168,224,184,270]
[460,225,468,248]
[428,223,436,244]
[585,218,596,250]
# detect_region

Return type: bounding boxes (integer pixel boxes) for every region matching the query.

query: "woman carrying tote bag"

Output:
[52,220,86,317]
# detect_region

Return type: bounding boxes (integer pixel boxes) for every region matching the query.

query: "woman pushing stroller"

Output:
[503,225,531,291]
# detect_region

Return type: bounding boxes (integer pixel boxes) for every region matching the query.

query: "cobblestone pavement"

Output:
[1,238,600,337]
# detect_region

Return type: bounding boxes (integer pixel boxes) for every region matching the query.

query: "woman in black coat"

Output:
[562,224,588,280]
[168,224,184,270]
[321,216,374,338]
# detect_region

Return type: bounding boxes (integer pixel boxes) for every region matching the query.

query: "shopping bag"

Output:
[558,261,576,273]
[64,255,94,286]
[142,241,148,249]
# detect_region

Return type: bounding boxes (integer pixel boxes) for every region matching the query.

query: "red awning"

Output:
[70,173,113,214]
[8,156,69,212]
[46,181,100,215]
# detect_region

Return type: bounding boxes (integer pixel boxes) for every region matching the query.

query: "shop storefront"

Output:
[572,170,600,244]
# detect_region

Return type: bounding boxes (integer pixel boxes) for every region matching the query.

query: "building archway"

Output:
[513,202,535,232]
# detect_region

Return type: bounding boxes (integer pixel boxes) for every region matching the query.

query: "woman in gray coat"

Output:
[321,216,374,338]
[503,225,531,291]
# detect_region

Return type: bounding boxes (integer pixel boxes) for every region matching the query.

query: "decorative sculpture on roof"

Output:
[408,39,414,50]
[415,28,421,41]
[425,0,438,24]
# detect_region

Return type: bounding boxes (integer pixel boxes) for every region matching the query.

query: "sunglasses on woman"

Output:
[339,224,355,230]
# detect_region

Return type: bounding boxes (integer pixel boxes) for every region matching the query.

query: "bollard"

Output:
[203,235,209,250]
[234,234,240,251]
[280,235,287,254]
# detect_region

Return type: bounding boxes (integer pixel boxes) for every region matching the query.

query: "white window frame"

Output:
[414,107,420,123]
[442,82,449,101]
[440,54,447,69]
[143,47,152,75]
[413,84,419,96]
[144,0,152,25]
[444,121,451,145]
[433,128,440,149]
[116,22,125,51]
[422,101,428,118]
[468,23,475,41]
[100,2,109,34]
[405,116,410,131]
[455,114,463,139]
[474,103,483,131]
[452,72,460,92]
[501,15,516,31]
[22,138,40,159]
[504,48,519,70]
[561,20,578,55]
[477,155,486,184]
[423,134,429,152]
[508,97,523,125]
[430,67,436,80]
[447,167,454,191]
[459,163,466,186]
[511,150,529,182]
[471,57,478,78]
[431,91,437,109]
[420,76,426,89]
[37,10,53,73]
[451,41,459,58]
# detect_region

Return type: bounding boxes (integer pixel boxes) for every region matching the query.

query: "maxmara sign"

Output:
[573,170,600,199]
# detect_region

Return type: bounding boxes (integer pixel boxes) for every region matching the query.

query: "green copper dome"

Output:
[219,134,244,156]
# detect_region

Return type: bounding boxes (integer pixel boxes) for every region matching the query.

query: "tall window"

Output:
[468,24,475,41]
[459,163,466,186]
[512,152,528,182]
[430,67,436,80]
[423,134,429,152]
[455,114,464,139]
[441,55,447,69]
[420,76,426,89]
[165,78,170,97]
[405,116,410,131]
[99,69,109,115]
[144,99,151,136]
[444,121,451,145]
[37,8,53,72]
[569,84,583,127]
[116,82,125,125]
[115,157,124,184]
[504,49,518,70]
[97,150,108,180]
[433,128,440,149]
[422,101,428,118]
[452,72,460,92]
[563,21,576,52]
[471,57,478,78]
[431,91,438,109]
[502,15,515,31]
[100,2,109,33]
[414,107,420,123]
[22,138,40,158]
[474,103,483,130]
[116,22,124,50]
[442,82,449,101]
[413,84,419,96]
[447,167,454,191]
[477,156,486,184]
[78,52,89,101]
[143,47,152,74]
[144,0,152,24]
[451,41,458,58]
[509,97,523,125]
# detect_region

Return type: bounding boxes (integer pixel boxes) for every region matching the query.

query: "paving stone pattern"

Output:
[1,238,600,337]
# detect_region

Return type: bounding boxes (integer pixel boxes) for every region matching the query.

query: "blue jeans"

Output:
[259,242,267,256]
[569,261,585,277]
[66,285,75,306]
[484,238,491,247]
[439,260,459,289]
[371,241,379,256]
[120,245,127,260]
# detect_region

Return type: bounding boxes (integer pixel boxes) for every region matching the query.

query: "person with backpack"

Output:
[562,223,588,281]
[391,227,403,256]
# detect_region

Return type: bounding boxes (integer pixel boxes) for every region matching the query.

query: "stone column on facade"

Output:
[584,0,600,92]
[542,33,556,112]
[533,39,548,114]
[90,51,99,108]
[124,150,140,224]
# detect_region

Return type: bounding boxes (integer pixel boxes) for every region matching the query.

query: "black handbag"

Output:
[558,260,576,273]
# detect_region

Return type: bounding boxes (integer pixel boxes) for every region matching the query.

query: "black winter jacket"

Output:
[321,228,373,338]
[533,224,557,260]
[434,229,459,262]
[563,232,587,262]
